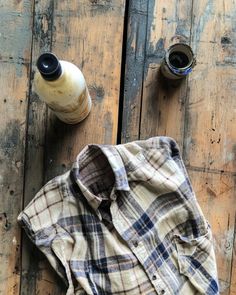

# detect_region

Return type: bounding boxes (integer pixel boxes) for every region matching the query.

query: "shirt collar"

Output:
[71,144,130,211]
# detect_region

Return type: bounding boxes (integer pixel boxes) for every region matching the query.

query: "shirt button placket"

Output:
[133,240,139,248]
[152,274,167,295]
[152,275,157,281]
[131,240,167,294]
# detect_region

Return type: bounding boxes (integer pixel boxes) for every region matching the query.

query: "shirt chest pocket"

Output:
[174,227,219,295]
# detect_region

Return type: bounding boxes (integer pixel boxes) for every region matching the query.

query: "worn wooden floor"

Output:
[0,0,235,294]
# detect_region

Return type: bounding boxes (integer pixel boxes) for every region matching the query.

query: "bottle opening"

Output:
[37,52,62,81]
[42,57,54,69]
[161,43,196,79]
[169,51,189,69]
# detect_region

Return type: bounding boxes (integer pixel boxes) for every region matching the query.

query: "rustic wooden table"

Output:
[0,0,235,294]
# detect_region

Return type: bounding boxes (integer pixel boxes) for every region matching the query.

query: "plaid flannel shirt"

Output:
[18,137,219,295]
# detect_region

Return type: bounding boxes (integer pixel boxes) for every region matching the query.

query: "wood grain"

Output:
[189,169,235,295]
[183,0,236,173]
[121,0,148,142]
[140,0,193,148]
[121,0,193,148]
[45,0,126,180]
[22,0,126,294]
[230,237,236,294]
[0,1,33,294]
[184,1,236,293]
[21,1,66,294]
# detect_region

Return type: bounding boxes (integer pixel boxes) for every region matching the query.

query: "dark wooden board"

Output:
[122,0,193,149]
[0,1,33,294]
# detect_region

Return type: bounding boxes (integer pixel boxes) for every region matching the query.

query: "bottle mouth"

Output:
[165,43,195,75]
[169,51,190,69]
[37,52,62,81]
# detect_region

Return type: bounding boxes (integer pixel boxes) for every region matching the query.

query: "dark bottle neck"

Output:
[37,52,62,81]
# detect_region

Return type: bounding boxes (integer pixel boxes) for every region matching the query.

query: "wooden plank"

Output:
[121,0,193,146]
[183,0,236,173]
[21,1,65,294]
[230,234,236,294]
[183,1,236,293]
[140,0,193,148]
[22,0,127,294]
[188,169,235,295]
[139,0,193,147]
[121,0,148,142]
[0,1,33,295]
[45,0,126,181]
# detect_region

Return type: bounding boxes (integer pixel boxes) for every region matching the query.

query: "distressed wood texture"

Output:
[45,0,126,180]
[0,1,33,295]
[189,170,236,294]
[184,0,236,173]
[140,0,192,147]
[122,0,236,294]
[21,1,63,294]
[231,243,236,295]
[121,0,192,148]
[185,1,236,294]
[121,0,148,142]
[22,0,126,294]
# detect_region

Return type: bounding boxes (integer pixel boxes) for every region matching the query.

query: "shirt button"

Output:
[133,240,139,247]
[152,275,157,280]
[161,290,165,294]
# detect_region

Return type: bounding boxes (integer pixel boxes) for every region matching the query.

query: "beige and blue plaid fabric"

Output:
[18,137,219,295]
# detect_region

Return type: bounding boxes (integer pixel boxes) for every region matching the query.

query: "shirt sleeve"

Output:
[17,177,75,294]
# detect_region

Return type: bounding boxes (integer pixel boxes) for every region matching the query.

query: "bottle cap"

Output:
[36,52,62,81]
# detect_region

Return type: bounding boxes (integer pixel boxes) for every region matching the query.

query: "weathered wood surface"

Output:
[121,0,148,142]
[22,1,63,294]
[189,170,236,294]
[22,0,126,294]
[121,0,192,148]
[185,1,236,293]
[140,0,192,148]
[45,0,126,180]
[122,0,236,294]
[0,1,33,294]
[0,0,236,294]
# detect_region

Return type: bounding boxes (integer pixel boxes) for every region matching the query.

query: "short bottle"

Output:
[33,52,92,124]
